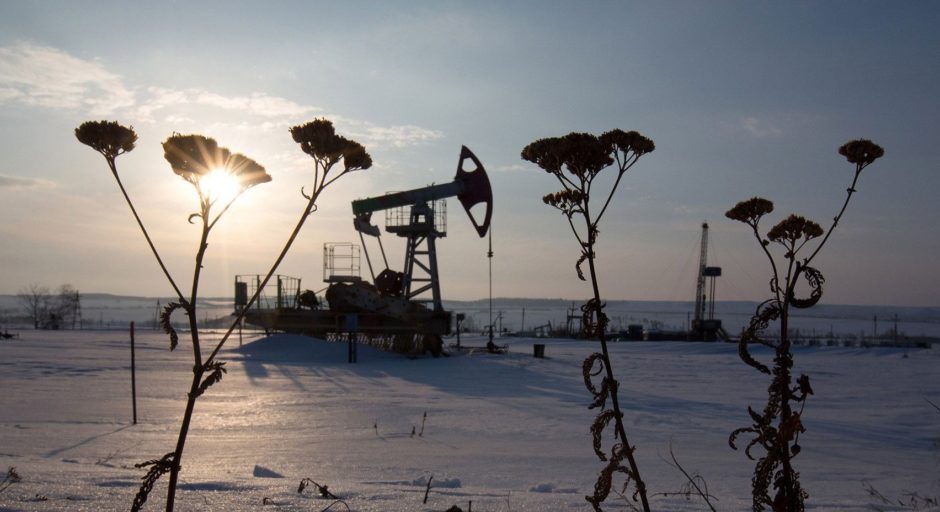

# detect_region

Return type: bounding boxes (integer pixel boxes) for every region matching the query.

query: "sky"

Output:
[0,1,937,307]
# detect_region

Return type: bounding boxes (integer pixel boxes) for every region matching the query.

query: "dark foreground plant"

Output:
[298,477,339,499]
[522,130,654,511]
[726,139,884,511]
[76,118,370,511]
[0,467,21,494]
[864,482,938,511]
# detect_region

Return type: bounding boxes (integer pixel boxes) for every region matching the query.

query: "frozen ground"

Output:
[1,330,938,511]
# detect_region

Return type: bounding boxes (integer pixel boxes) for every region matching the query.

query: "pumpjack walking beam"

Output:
[350,146,493,312]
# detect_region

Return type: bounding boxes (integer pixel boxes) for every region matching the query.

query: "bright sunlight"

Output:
[200,168,243,204]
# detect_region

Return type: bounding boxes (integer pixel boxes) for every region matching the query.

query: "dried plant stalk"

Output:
[522,129,654,512]
[726,139,883,511]
[77,118,370,511]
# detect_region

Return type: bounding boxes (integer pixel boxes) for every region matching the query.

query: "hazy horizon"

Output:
[2,2,938,307]
[4,290,939,311]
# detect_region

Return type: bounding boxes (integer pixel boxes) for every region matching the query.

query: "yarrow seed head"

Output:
[521,133,614,179]
[600,129,656,156]
[767,214,824,244]
[75,120,138,161]
[838,139,884,166]
[289,119,372,171]
[543,189,585,208]
[725,197,775,226]
[162,134,270,191]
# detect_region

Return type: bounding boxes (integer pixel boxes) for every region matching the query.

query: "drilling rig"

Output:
[236,146,492,354]
[689,222,727,341]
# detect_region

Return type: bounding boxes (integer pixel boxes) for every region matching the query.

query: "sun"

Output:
[200,168,243,205]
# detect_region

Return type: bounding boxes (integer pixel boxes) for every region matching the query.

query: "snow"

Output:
[1,329,938,511]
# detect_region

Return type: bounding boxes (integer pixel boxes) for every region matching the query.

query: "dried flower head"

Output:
[521,138,563,173]
[838,139,884,166]
[725,197,775,226]
[341,142,373,172]
[162,134,270,192]
[543,189,585,214]
[289,119,372,171]
[75,120,138,160]
[767,214,824,244]
[522,133,613,179]
[600,129,656,156]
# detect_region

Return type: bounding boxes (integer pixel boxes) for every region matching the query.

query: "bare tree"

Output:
[16,284,50,329]
[54,284,81,329]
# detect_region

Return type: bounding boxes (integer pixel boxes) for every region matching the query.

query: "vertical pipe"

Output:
[346,314,358,363]
[488,226,493,345]
[130,321,137,425]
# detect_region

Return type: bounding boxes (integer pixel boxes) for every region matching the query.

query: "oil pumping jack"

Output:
[325,146,492,352]
[236,146,492,355]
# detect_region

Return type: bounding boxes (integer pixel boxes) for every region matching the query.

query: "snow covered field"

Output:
[1,330,938,511]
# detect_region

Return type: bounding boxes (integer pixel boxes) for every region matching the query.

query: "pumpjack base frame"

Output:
[242,307,451,338]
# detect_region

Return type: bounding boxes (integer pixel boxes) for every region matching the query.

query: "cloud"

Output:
[135,86,189,121]
[0,175,56,189]
[333,117,443,148]
[0,42,442,149]
[495,164,529,173]
[0,87,24,101]
[0,42,134,115]
[135,87,318,122]
[136,89,442,149]
[194,90,317,118]
[163,114,194,125]
[741,116,782,137]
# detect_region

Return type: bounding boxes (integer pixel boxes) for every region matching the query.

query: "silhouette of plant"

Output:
[76,118,370,511]
[726,139,884,511]
[0,467,21,494]
[522,129,655,512]
[298,477,339,499]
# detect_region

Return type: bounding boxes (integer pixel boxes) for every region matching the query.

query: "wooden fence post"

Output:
[130,321,137,425]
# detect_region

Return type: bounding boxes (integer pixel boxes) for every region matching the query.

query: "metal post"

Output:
[130,321,137,425]
[487,227,493,346]
[345,314,358,363]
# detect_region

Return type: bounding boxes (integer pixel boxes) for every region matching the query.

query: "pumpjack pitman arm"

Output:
[351,146,493,237]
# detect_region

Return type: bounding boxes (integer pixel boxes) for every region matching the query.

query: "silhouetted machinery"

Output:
[236,146,492,354]
[689,222,729,341]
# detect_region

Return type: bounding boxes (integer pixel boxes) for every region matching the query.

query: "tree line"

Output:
[15,284,82,329]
